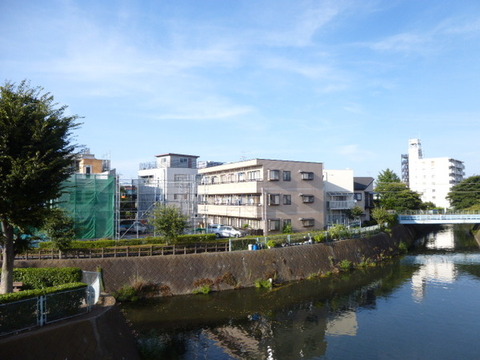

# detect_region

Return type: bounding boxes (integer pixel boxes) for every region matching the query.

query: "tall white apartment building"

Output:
[137,153,199,222]
[197,159,325,235]
[402,139,464,208]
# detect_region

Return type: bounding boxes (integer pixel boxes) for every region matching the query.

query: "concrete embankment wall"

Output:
[14,225,418,296]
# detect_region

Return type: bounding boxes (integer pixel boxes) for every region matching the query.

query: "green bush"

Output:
[12,267,82,290]
[38,234,218,250]
[314,232,327,243]
[114,286,140,302]
[339,259,353,272]
[255,279,273,289]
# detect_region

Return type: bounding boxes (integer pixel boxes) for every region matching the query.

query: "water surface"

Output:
[123,225,480,359]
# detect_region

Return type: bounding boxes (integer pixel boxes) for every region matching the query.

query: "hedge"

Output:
[11,267,83,290]
[0,282,87,304]
[37,233,218,250]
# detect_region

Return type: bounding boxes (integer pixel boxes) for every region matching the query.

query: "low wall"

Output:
[0,297,141,360]
[13,225,417,296]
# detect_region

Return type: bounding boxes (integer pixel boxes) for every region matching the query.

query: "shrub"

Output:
[314,232,327,243]
[193,278,214,295]
[37,234,218,250]
[339,259,353,272]
[398,241,408,254]
[114,278,160,302]
[114,286,140,302]
[255,279,273,289]
[267,239,279,248]
[12,267,82,290]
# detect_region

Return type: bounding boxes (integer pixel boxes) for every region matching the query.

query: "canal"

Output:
[122,225,480,359]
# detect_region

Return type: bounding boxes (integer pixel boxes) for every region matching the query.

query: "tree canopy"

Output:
[150,204,188,243]
[375,169,423,211]
[0,80,79,293]
[376,168,401,186]
[447,176,480,210]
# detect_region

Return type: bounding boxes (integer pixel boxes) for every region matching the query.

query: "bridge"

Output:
[398,211,480,225]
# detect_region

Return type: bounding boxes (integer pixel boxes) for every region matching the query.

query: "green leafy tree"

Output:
[150,205,188,243]
[375,169,422,211]
[42,208,75,250]
[346,206,364,225]
[376,168,401,186]
[420,201,438,210]
[371,208,398,227]
[0,80,79,293]
[376,182,423,211]
[447,176,480,210]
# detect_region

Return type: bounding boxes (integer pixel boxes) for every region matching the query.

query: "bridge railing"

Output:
[398,210,480,224]
[398,209,480,216]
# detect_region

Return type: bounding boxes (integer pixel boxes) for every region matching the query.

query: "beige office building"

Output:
[197,159,325,235]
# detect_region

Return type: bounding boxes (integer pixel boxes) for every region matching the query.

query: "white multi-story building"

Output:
[402,139,464,208]
[197,159,325,235]
[323,170,375,226]
[137,153,199,223]
[323,170,355,226]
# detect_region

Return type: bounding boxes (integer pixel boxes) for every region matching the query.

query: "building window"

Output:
[282,219,292,231]
[283,171,291,181]
[85,165,92,174]
[301,172,314,180]
[248,170,261,181]
[301,218,315,227]
[301,195,314,203]
[268,170,280,181]
[238,172,245,182]
[354,193,362,201]
[174,174,189,182]
[269,219,281,231]
[269,194,280,206]
[283,195,292,205]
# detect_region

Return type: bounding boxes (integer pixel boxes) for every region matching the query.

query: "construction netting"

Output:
[58,174,116,239]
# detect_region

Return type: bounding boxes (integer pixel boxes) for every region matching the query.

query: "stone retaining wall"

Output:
[13,225,417,296]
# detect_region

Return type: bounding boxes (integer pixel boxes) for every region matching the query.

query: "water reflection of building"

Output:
[326,311,358,336]
[411,228,457,301]
[426,228,455,250]
[204,304,329,359]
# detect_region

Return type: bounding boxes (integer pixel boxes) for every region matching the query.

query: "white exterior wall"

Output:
[406,139,464,208]
[137,154,198,222]
[409,157,463,208]
[323,169,355,225]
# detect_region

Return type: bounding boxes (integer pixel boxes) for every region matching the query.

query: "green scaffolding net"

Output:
[58,174,116,239]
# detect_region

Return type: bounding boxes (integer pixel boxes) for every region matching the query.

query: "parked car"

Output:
[120,221,148,234]
[217,225,245,238]
[207,224,222,236]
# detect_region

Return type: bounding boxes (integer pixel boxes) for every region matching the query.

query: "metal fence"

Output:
[0,286,94,337]
[13,225,384,261]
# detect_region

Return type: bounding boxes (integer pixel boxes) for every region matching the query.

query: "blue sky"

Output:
[1,0,479,179]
